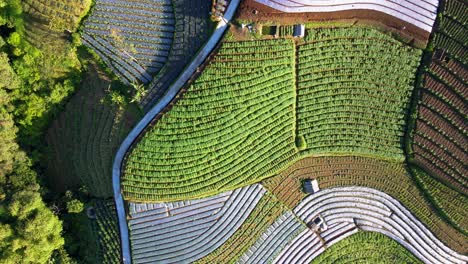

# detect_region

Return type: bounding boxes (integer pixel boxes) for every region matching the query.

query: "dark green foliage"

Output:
[93,200,121,264]
[44,63,140,197]
[0,94,64,262]
[411,166,468,234]
[295,135,307,151]
[0,1,95,263]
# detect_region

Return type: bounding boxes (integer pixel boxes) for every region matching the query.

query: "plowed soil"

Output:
[237,0,429,48]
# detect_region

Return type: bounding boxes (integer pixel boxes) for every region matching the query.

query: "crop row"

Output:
[443,0,467,28]
[238,211,306,263]
[141,0,213,108]
[310,232,422,264]
[195,192,287,263]
[411,4,467,195]
[297,28,421,161]
[262,156,467,253]
[411,167,468,234]
[94,200,121,264]
[256,0,438,32]
[127,184,265,263]
[275,221,359,264]
[45,67,134,197]
[82,0,175,84]
[123,27,425,201]
[82,33,153,84]
[292,186,467,263]
[123,39,297,201]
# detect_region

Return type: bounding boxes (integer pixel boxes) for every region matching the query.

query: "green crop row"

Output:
[411,166,468,234]
[122,27,423,202]
[123,39,298,201]
[93,200,121,264]
[297,28,421,161]
[195,192,287,263]
[311,231,422,264]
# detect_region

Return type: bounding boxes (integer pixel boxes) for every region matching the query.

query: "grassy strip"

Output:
[195,192,286,263]
[311,231,422,264]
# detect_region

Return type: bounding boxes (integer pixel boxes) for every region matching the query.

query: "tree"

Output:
[130,81,147,103]
[66,199,84,214]
[1,190,64,263]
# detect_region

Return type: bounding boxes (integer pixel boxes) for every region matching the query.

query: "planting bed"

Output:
[286,186,467,264]
[93,200,121,264]
[22,0,90,49]
[82,0,175,84]
[412,166,468,234]
[251,0,438,33]
[45,64,139,197]
[263,156,468,253]
[412,0,468,194]
[310,232,422,264]
[123,27,422,202]
[123,39,297,202]
[127,184,265,263]
[196,192,286,263]
[297,27,421,161]
[141,0,213,109]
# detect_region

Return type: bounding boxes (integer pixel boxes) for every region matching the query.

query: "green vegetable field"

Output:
[310,231,422,263]
[297,28,421,160]
[122,27,422,202]
[123,39,298,201]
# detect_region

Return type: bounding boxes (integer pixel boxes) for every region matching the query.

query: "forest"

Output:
[0,0,108,262]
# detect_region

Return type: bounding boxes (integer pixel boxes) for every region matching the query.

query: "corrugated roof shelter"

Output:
[293,24,305,38]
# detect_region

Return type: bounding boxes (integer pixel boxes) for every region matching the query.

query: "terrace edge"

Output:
[111,1,241,263]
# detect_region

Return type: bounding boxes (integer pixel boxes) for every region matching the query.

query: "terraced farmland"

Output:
[45,64,139,197]
[128,184,265,263]
[196,192,286,263]
[262,156,468,253]
[11,0,468,263]
[107,1,468,263]
[412,166,468,234]
[288,186,467,264]
[141,0,213,109]
[123,39,297,202]
[297,27,422,161]
[93,200,121,264]
[253,0,439,32]
[238,211,306,263]
[122,27,423,202]
[82,0,175,84]
[275,221,361,264]
[411,0,468,194]
[310,231,422,263]
[23,0,91,49]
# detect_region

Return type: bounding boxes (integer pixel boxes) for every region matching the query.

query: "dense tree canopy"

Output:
[0,0,91,262]
[0,94,64,263]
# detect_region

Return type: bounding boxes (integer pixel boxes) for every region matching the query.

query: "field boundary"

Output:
[111,1,241,263]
